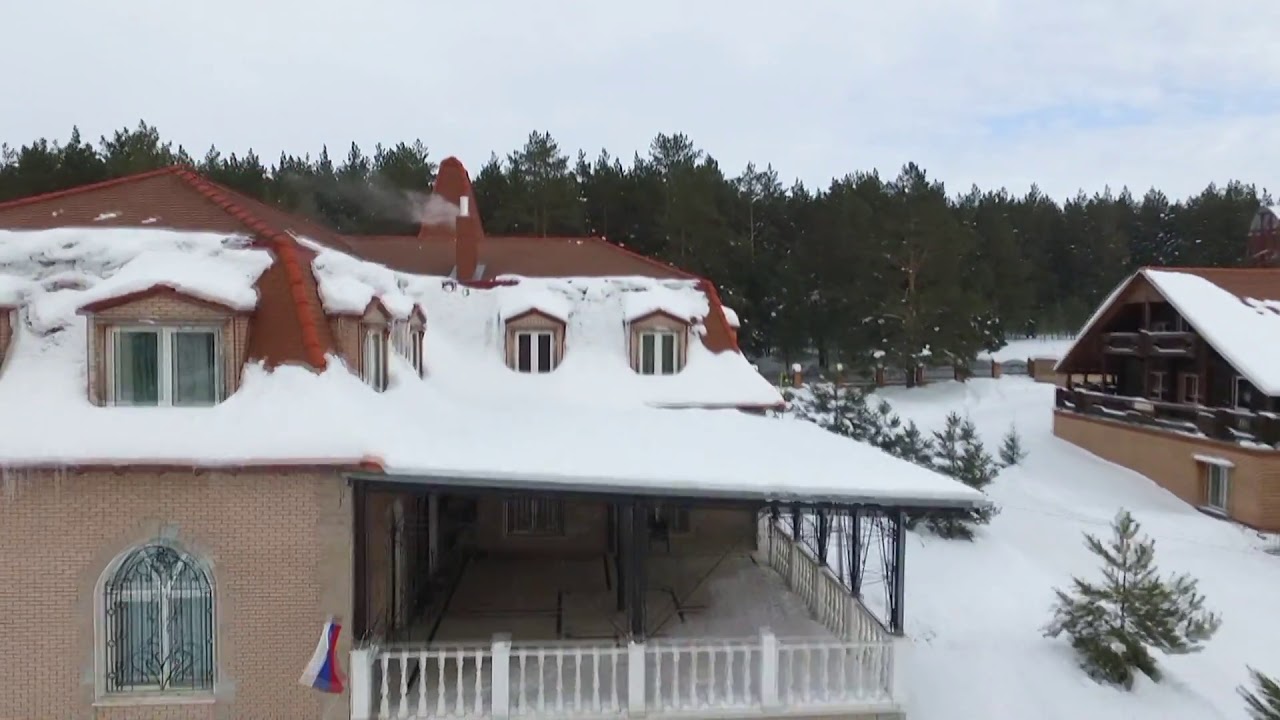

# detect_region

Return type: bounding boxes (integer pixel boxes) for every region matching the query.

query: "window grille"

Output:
[103,544,214,693]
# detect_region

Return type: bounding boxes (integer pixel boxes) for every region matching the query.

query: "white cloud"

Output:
[3,0,1278,200]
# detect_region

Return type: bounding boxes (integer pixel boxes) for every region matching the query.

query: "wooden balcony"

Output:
[1100,331,1197,359]
[1055,387,1280,448]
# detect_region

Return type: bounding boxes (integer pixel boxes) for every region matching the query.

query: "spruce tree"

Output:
[999,424,1027,467]
[1241,668,1280,720]
[1044,509,1221,689]
[893,420,934,468]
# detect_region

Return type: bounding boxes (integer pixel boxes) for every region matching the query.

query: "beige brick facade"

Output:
[0,469,353,720]
[85,293,251,405]
[1054,410,1280,531]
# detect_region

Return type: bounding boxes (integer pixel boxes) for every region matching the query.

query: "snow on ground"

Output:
[868,377,1280,720]
[983,336,1075,362]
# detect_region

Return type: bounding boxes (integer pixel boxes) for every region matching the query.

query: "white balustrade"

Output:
[354,630,897,719]
[347,517,900,718]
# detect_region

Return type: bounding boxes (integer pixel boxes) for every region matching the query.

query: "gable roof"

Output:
[0,167,332,370]
[1056,266,1280,394]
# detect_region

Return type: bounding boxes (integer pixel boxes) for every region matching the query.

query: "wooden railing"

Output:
[1056,387,1280,448]
[1101,331,1196,358]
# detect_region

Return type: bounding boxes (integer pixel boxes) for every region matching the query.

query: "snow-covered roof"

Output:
[301,238,782,409]
[0,226,985,509]
[721,305,741,329]
[0,228,271,325]
[1056,268,1280,395]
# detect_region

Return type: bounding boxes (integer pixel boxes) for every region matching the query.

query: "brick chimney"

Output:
[1246,206,1280,267]
[420,157,485,281]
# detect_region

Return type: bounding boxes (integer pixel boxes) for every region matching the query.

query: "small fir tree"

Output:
[892,420,934,468]
[1044,509,1221,689]
[911,413,999,539]
[1241,667,1280,720]
[999,424,1027,467]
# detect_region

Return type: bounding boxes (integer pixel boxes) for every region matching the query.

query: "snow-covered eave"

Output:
[1143,270,1280,396]
[76,283,257,314]
[346,467,989,510]
[0,456,377,471]
[1052,268,1280,395]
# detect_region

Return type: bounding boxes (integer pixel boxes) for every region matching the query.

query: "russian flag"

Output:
[299,619,345,694]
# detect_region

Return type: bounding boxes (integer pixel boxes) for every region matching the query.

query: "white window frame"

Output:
[94,543,216,700]
[1205,464,1230,512]
[1148,370,1167,401]
[362,326,388,391]
[504,497,565,536]
[513,330,558,374]
[637,330,681,375]
[1179,372,1200,404]
[106,326,223,407]
[410,328,425,376]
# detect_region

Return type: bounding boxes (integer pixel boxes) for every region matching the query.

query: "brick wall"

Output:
[1054,410,1280,531]
[87,293,251,405]
[0,469,352,720]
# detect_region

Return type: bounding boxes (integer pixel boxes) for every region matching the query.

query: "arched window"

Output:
[102,544,215,693]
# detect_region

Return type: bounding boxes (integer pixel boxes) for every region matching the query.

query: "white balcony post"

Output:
[759,629,779,709]
[491,634,512,719]
[349,647,377,720]
[627,641,646,715]
[890,635,911,705]
[788,540,801,589]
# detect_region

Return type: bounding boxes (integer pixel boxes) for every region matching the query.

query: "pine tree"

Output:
[892,420,934,468]
[1044,509,1221,689]
[1241,667,1280,720]
[999,424,1027,467]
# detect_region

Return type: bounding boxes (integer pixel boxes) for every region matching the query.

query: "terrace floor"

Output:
[409,550,836,645]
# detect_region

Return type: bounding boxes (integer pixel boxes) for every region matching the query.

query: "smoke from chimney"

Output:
[413,192,461,229]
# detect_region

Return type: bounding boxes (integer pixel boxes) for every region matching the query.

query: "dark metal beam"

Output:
[345,471,986,511]
[628,502,648,641]
[891,510,907,635]
[849,508,862,597]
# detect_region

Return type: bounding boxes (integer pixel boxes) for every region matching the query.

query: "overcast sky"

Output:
[4,0,1279,201]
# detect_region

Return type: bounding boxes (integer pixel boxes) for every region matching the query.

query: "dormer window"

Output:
[362,326,388,391]
[503,308,565,374]
[410,327,425,376]
[515,330,557,373]
[109,326,221,406]
[627,310,688,375]
[638,330,679,375]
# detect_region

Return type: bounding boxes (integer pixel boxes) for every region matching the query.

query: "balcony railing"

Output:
[349,521,904,719]
[1056,387,1280,448]
[1101,331,1197,358]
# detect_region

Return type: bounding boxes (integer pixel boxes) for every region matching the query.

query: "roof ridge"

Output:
[0,165,183,211]
[169,168,330,370]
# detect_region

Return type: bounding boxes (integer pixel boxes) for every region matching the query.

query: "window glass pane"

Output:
[517,334,532,372]
[111,597,162,688]
[537,333,553,373]
[169,596,213,689]
[115,331,160,405]
[172,332,217,405]
[363,331,384,388]
[641,334,655,374]
[660,334,676,374]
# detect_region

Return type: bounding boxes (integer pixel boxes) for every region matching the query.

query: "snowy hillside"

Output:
[871,378,1278,720]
